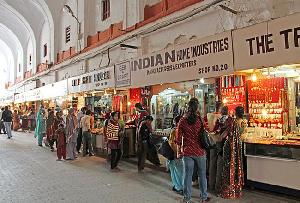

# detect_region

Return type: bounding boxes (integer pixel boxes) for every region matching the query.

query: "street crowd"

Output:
[0,98,245,203]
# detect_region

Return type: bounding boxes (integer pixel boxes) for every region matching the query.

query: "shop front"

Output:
[67,66,115,151]
[14,88,41,131]
[13,80,69,131]
[232,12,300,196]
[115,31,234,161]
[129,30,234,132]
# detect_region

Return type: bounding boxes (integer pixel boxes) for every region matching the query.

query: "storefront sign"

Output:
[115,62,131,87]
[40,80,68,100]
[233,12,300,70]
[130,31,234,87]
[26,88,42,102]
[14,93,26,104]
[0,92,14,105]
[68,66,115,93]
[14,80,68,103]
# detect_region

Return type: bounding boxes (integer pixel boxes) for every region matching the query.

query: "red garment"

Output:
[138,110,149,121]
[53,117,64,139]
[56,128,66,160]
[56,129,66,147]
[57,146,66,160]
[46,126,54,140]
[220,117,244,199]
[176,116,206,157]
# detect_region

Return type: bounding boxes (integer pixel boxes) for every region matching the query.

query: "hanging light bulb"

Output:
[200,78,205,84]
[251,73,257,82]
[262,109,268,117]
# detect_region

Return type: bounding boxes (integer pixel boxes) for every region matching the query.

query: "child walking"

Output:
[56,123,66,161]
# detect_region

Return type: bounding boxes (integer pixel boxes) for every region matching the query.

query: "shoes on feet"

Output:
[89,153,95,156]
[202,197,211,203]
[110,168,120,172]
[38,144,43,147]
[172,186,183,195]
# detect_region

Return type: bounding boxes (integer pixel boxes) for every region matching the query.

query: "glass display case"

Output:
[245,142,300,160]
[151,88,190,130]
[238,66,300,197]
[195,83,216,117]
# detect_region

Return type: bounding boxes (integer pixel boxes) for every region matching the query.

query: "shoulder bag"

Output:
[199,116,216,150]
[158,139,175,160]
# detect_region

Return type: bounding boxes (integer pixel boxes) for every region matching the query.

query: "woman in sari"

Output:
[35,107,46,147]
[66,108,78,160]
[219,106,245,199]
[13,110,20,131]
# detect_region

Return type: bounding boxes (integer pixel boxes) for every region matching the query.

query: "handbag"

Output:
[199,117,216,150]
[158,139,175,160]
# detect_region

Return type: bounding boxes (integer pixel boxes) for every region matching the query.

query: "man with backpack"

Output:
[2,106,13,139]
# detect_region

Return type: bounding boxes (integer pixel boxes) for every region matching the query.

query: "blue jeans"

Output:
[183,155,208,201]
[4,122,12,138]
[168,158,183,191]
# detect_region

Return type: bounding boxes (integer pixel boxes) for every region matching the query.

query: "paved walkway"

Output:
[0,132,298,203]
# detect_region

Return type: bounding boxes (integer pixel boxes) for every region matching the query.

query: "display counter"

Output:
[244,139,300,197]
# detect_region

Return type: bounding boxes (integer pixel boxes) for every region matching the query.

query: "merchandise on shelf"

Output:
[247,77,288,130]
[220,75,246,113]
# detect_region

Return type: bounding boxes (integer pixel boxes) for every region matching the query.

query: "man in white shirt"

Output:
[80,110,93,156]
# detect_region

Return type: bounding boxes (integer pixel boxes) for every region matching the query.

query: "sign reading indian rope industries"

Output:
[130,31,234,87]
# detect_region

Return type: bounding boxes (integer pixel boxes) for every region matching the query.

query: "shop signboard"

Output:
[14,93,26,104]
[26,88,42,102]
[233,12,300,70]
[68,66,115,93]
[130,31,234,87]
[0,91,14,105]
[115,61,131,87]
[40,80,68,100]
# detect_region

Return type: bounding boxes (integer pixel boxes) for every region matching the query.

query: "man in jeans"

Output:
[80,110,93,156]
[2,106,13,139]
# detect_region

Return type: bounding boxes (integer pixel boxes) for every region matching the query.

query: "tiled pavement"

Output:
[0,132,299,203]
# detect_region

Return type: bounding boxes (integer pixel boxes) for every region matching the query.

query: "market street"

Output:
[0,132,298,203]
